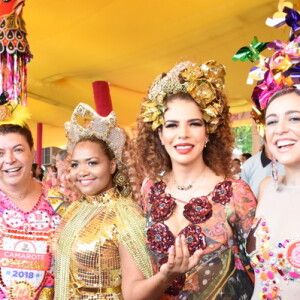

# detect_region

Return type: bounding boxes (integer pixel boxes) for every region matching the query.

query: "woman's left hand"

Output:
[159,235,202,279]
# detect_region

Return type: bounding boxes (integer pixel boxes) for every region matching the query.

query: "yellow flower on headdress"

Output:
[187,81,216,108]
[181,65,204,81]
[202,102,223,133]
[205,61,226,86]
[203,102,223,119]
[141,100,166,130]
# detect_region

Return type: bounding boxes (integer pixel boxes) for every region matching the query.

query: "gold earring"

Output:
[113,170,131,197]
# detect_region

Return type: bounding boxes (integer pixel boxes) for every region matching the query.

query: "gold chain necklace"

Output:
[173,165,207,191]
[171,166,207,203]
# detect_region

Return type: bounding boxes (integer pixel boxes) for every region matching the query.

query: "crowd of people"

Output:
[1,4,300,300]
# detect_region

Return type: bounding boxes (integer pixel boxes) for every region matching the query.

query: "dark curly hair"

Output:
[125,92,235,201]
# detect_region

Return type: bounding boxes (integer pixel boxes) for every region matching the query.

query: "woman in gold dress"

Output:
[54,103,155,299]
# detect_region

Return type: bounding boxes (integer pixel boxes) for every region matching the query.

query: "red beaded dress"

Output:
[143,177,256,299]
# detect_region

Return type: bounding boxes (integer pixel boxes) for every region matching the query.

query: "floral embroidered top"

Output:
[247,180,300,300]
[0,185,63,300]
[143,178,256,300]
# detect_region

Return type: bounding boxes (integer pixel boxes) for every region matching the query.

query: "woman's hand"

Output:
[120,235,202,300]
[159,235,202,280]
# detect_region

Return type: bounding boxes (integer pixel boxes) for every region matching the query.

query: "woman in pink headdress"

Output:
[232,4,300,299]
[247,87,300,300]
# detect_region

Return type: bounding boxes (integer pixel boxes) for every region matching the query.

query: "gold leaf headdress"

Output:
[141,60,226,133]
[64,103,126,169]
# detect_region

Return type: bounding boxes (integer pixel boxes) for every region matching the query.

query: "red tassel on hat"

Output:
[92,81,113,117]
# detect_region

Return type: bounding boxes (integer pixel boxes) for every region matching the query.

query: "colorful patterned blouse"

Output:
[0,186,63,299]
[143,178,256,299]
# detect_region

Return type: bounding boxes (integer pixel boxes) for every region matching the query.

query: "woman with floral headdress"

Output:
[54,102,156,300]
[120,60,257,299]
[238,5,300,300]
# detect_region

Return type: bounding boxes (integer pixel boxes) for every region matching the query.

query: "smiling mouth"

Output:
[3,167,21,173]
[78,179,95,186]
[175,145,193,149]
[276,140,296,148]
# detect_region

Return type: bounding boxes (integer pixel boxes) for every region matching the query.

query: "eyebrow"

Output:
[165,118,203,123]
[0,144,24,150]
[71,157,98,162]
[266,110,300,119]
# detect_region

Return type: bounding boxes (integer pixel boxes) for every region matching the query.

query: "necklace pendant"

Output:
[176,184,192,191]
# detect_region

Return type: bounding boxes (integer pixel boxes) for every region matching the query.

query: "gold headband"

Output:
[64,103,126,169]
[141,60,226,133]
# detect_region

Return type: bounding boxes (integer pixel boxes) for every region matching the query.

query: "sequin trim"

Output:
[250,217,300,299]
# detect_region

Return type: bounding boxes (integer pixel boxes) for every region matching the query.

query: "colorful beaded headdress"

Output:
[232,1,300,131]
[64,103,126,169]
[141,60,226,133]
[0,0,32,126]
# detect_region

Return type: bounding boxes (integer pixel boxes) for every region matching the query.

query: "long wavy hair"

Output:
[125,92,235,202]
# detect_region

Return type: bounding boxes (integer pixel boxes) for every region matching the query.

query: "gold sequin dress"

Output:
[54,188,153,300]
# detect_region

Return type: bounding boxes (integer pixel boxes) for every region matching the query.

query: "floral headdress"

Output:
[232,1,300,131]
[141,60,226,133]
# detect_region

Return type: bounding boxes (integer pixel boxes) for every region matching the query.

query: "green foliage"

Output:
[233,125,252,153]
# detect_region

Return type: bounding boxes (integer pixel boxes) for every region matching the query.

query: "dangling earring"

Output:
[113,170,131,197]
[271,157,279,191]
[204,139,209,148]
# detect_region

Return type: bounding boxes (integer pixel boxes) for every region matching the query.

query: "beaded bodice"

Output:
[146,180,232,255]
[247,180,300,300]
[144,178,256,298]
[55,188,153,300]
[0,187,62,299]
[249,217,300,300]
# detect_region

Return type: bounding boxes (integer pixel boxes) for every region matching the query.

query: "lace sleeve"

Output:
[230,179,257,237]
[140,177,154,213]
[228,179,257,279]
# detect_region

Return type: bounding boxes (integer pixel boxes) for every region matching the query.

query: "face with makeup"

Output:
[70,140,116,196]
[158,97,208,168]
[265,91,300,168]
